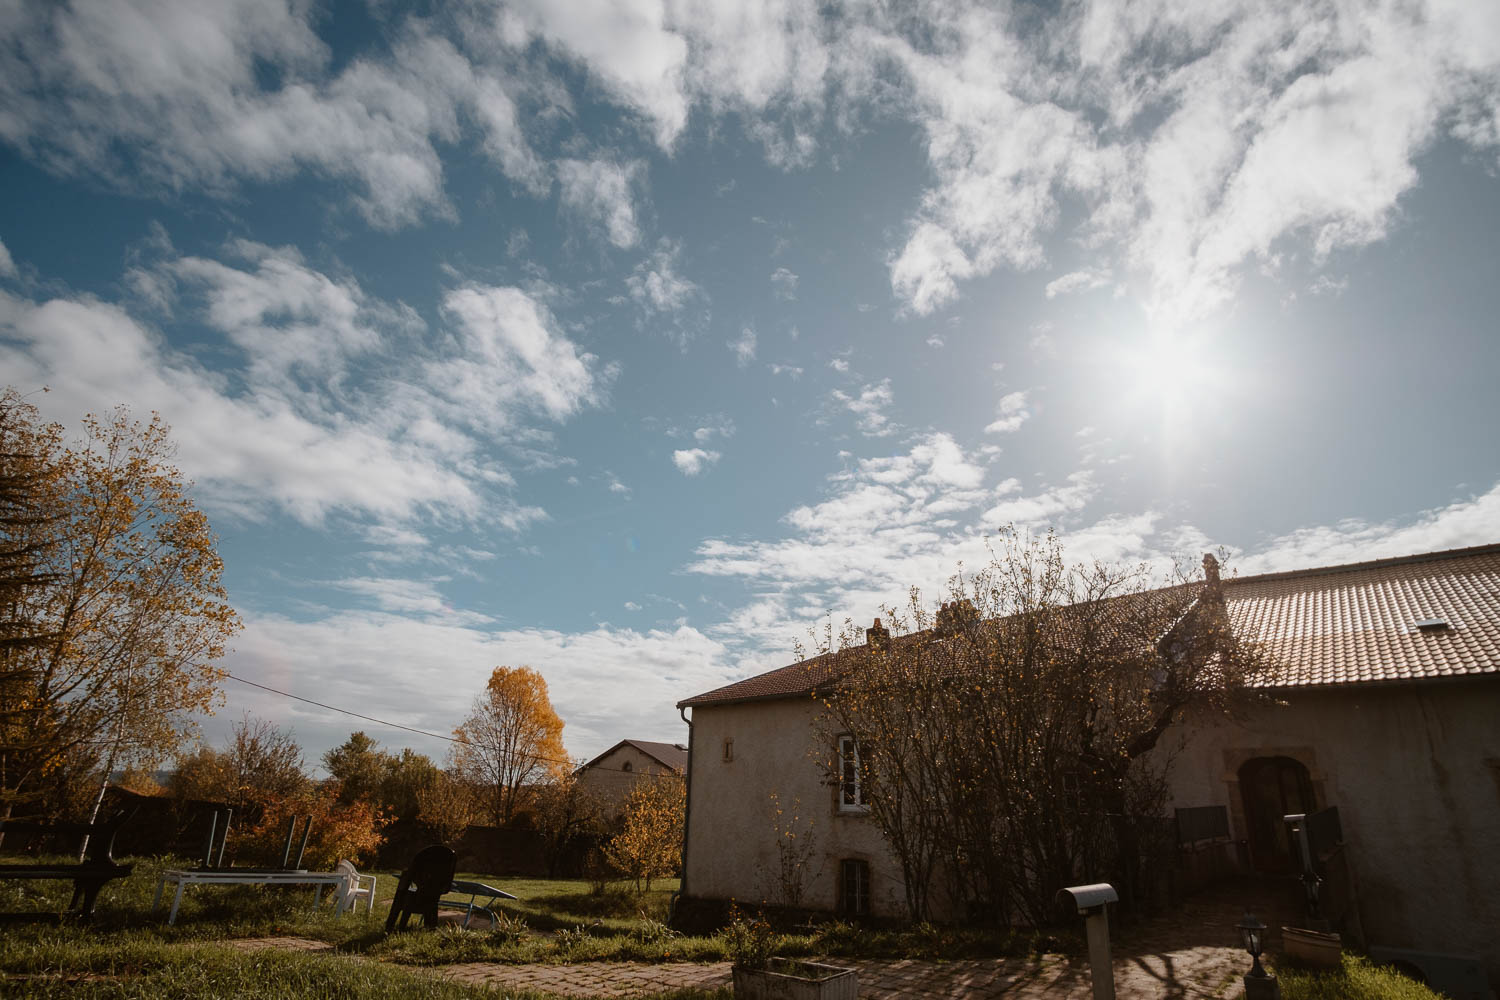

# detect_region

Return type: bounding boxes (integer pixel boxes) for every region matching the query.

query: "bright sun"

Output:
[1118,332,1220,430]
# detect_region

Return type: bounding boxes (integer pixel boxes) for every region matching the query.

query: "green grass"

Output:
[1278,953,1449,1000]
[1,937,729,999]
[0,854,1048,968]
[0,851,1055,1000]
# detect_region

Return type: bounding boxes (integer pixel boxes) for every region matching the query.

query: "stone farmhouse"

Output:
[676,543,1500,985]
[575,738,688,818]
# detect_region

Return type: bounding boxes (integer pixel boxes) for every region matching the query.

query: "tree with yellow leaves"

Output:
[0,389,240,822]
[605,773,685,893]
[449,665,567,826]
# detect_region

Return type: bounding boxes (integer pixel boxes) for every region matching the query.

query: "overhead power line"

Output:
[222,671,684,780]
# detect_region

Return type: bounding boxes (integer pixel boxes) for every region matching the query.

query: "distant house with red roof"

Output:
[576,738,688,817]
[677,544,1500,987]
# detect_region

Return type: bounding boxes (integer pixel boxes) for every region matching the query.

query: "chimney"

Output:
[936,598,979,632]
[866,617,890,653]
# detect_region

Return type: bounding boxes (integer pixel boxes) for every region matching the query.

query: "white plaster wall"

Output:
[1162,679,1500,982]
[684,699,905,917]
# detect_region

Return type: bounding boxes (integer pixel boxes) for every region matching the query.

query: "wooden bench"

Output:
[0,806,136,922]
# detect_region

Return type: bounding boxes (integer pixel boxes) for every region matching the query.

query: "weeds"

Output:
[1278,953,1446,1000]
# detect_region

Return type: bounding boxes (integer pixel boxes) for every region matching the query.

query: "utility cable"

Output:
[222,670,684,779]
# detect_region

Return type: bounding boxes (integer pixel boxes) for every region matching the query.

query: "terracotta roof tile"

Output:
[678,543,1500,707]
[1223,544,1500,688]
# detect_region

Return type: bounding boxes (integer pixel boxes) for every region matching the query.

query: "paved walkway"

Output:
[440,878,1304,999]
[439,948,1244,999]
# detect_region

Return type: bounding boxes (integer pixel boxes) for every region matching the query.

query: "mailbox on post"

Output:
[1058,883,1118,1000]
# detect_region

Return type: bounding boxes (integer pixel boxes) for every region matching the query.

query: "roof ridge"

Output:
[1225,541,1500,588]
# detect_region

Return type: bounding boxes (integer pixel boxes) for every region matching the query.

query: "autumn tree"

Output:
[0,392,239,821]
[0,393,60,817]
[322,731,440,825]
[239,789,388,870]
[532,769,607,877]
[171,716,308,807]
[449,665,567,826]
[812,529,1269,922]
[415,770,479,847]
[604,774,685,893]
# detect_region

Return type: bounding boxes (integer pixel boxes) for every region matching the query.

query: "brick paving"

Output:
[438,878,1304,999]
[438,948,1244,999]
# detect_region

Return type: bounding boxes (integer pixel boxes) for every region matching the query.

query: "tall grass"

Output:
[1278,954,1447,1000]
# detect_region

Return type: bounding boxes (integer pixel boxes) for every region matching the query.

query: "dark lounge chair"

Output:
[384,844,457,931]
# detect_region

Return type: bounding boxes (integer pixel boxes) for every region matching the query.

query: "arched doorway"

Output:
[1238,756,1316,873]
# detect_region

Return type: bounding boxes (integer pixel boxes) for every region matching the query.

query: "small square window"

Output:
[840,858,871,916]
[722,737,734,762]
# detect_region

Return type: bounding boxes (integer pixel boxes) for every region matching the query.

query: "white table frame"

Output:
[152,869,373,925]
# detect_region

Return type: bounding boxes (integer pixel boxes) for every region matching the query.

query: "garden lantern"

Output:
[1236,910,1280,1000]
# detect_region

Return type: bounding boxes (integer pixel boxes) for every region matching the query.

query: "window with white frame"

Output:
[838,735,867,812]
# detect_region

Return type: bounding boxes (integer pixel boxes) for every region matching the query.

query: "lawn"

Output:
[0,855,1041,967]
[0,855,1453,1000]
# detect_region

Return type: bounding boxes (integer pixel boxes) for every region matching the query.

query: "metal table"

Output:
[442,879,518,928]
[152,868,361,925]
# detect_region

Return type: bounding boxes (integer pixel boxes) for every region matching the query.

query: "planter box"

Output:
[1282,926,1342,968]
[732,958,858,1000]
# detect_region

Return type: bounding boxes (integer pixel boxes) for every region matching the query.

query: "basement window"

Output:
[839,859,871,917]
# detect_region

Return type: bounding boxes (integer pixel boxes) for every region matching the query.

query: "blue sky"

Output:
[2,0,1498,772]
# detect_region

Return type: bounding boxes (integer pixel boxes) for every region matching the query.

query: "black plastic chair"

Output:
[384,844,457,931]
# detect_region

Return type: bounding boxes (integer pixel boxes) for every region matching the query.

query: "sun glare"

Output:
[1118,331,1221,432]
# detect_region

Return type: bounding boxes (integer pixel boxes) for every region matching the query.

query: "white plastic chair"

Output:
[336,859,377,915]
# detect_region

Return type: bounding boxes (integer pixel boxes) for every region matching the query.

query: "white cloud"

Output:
[171,240,407,389]
[981,472,1098,528]
[0,6,545,228]
[0,239,14,278]
[608,475,632,496]
[1237,483,1500,574]
[673,448,722,476]
[770,266,799,300]
[1045,270,1112,298]
[984,390,1032,434]
[0,246,602,531]
[437,284,604,427]
[0,288,480,526]
[828,357,850,373]
[769,363,803,378]
[626,239,703,318]
[214,609,730,765]
[691,417,735,444]
[556,158,643,249]
[624,601,642,611]
[878,0,1500,326]
[334,576,492,624]
[831,379,896,437]
[499,0,690,148]
[729,326,758,367]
